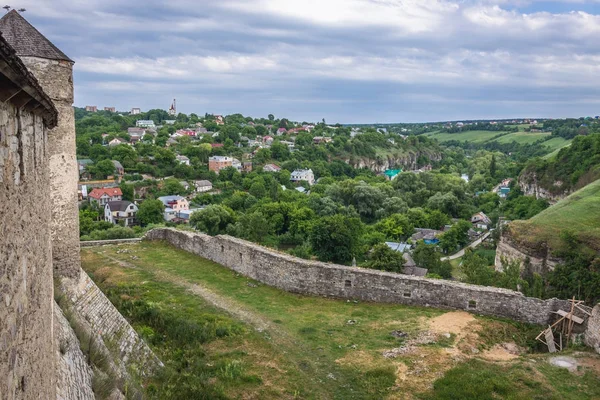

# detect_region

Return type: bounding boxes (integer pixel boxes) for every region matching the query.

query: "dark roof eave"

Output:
[0,32,57,128]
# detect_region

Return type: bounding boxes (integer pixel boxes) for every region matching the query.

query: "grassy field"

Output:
[81,242,600,399]
[425,127,572,157]
[495,131,551,144]
[509,179,600,252]
[425,130,507,143]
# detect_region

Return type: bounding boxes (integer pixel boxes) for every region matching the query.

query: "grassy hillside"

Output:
[509,179,600,253]
[425,127,571,154]
[81,242,600,399]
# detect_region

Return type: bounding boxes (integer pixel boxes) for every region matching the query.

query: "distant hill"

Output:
[518,134,600,198]
[508,179,600,255]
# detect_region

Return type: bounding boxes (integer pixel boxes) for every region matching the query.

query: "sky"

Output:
[15,0,600,123]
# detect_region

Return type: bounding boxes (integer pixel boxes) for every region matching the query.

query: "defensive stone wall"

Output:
[60,269,161,372]
[585,305,600,354]
[22,57,80,279]
[0,101,55,399]
[146,228,571,325]
[80,238,142,247]
[54,304,95,400]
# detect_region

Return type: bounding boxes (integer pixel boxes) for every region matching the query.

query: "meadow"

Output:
[81,241,600,399]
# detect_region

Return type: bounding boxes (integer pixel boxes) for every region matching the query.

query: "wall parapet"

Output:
[80,238,142,247]
[145,228,572,325]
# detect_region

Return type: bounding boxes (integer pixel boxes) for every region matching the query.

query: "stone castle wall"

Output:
[54,305,95,400]
[0,102,55,399]
[146,228,571,325]
[61,269,161,373]
[21,57,80,279]
[585,305,600,354]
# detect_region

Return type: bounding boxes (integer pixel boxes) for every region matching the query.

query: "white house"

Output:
[136,120,155,128]
[471,212,492,229]
[131,108,141,115]
[263,163,281,172]
[108,138,127,147]
[194,180,213,192]
[176,155,190,166]
[104,201,138,226]
[290,169,315,185]
[158,195,189,221]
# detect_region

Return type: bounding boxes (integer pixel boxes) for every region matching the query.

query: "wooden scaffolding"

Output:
[536,297,592,353]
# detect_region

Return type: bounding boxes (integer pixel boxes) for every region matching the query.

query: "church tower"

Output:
[169,98,176,116]
[0,10,80,278]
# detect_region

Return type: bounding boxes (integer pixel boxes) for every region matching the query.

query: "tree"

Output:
[160,178,186,196]
[268,114,275,121]
[309,214,363,264]
[190,205,235,235]
[137,199,165,226]
[89,159,115,179]
[461,248,494,286]
[366,243,405,273]
[249,181,266,198]
[377,214,414,241]
[490,154,497,178]
[120,182,134,201]
[412,242,452,279]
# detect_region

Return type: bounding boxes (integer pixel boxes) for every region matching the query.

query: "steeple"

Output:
[0,9,72,62]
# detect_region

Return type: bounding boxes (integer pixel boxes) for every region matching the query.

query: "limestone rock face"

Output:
[345,151,442,173]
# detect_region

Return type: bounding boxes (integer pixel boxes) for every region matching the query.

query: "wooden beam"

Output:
[11,90,33,109]
[553,309,584,324]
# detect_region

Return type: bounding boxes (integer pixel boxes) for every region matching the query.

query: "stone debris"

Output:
[390,330,408,338]
[326,373,336,380]
[246,282,258,288]
[549,356,578,372]
[346,320,357,325]
[383,346,413,358]
[382,331,439,358]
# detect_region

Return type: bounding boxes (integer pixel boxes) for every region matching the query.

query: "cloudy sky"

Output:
[18,0,600,123]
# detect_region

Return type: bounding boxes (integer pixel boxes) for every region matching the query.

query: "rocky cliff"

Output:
[345,150,442,173]
[494,233,559,274]
[518,171,569,203]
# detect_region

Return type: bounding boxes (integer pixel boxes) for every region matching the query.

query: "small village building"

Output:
[176,155,190,166]
[135,120,155,128]
[104,200,138,226]
[471,212,492,229]
[89,187,123,206]
[243,161,253,173]
[158,195,190,221]
[194,180,213,193]
[111,160,124,176]
[85,105,97,112]
[263,163,281,172]
[130,107,141,115]
[108,137,127,147]
[209,156,233,173]
[385,242,412,253]
[290,169,315,185]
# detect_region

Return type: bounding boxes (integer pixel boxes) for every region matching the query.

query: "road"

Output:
[441,230,493,261]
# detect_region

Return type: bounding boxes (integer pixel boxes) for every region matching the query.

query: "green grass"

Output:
[81,242,600,399]
[509,179,600,252]
[495,131,551,144]
[542,136,571,152]
[425,130,508,143]
[421,359,600,400]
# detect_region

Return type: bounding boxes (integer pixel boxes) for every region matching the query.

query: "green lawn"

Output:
[509,179,600,252]
[81,242,600,399]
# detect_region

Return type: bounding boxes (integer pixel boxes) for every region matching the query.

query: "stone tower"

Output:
[0,10,80,278]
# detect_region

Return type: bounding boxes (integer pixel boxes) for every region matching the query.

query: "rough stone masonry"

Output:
[146,228,574,326]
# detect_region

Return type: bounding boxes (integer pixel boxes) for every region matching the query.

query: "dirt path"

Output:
[96,249,284,336]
